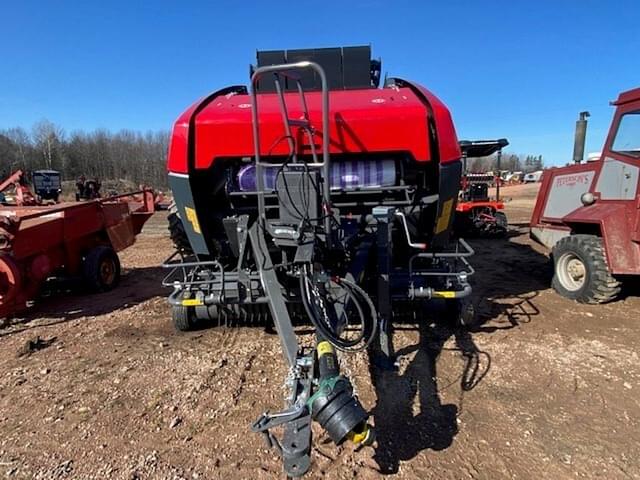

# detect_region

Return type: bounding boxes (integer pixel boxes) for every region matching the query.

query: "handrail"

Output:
[249,61,332,247]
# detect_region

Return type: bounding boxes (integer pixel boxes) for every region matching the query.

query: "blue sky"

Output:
[1,0,638,165]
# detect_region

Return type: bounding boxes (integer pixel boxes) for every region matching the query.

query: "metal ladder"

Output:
[249,61,333,246]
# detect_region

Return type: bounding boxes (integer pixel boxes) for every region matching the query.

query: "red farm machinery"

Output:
[163,46,473,476]
[455,139,509,236]
[0,169,62,206]
[0,182,155,318]
[0,170,39,206]
[531,87,640,303]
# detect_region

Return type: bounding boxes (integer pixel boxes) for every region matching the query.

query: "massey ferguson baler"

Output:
[163,46,473,476]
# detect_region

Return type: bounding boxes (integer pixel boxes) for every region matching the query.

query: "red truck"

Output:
[531,87,640,303]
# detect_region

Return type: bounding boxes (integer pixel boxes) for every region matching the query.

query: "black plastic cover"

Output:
[458,139,509,158]
[255,45,378,92]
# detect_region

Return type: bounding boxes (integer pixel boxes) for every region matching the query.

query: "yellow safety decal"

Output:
[432,291,456,299]
[181,298,203,306]
[184,207,202,234]
[435,199,453,234]
[317,341,334,357]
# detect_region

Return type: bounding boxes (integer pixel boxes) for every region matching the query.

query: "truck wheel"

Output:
[172,305,197,331]
[551,235,621,304]
[83,246,121,292]
[167,204,193,255]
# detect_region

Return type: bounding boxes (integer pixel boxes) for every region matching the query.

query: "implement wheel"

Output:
[446,298,476,327]
[83,246,121,292]
[172,305,197,331]
[0,254,22,305]
[167,204,193,255]
[551,235,621,304]
[494,211,508,235]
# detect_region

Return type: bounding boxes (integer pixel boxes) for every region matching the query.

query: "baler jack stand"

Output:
[372,206,397,370]
[247,216,374,476]
[251,370,314,477]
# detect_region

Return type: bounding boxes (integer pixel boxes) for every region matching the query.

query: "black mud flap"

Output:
[432,160,462,248]
[168,173,210,256]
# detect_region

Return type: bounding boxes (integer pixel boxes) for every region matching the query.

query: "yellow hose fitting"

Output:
[346,422,375,446]
[317,341,334,357]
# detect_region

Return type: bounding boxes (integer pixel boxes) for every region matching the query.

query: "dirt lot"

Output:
[1,183,639,479]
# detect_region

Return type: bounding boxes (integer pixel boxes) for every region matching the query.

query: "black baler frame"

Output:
[163,62,473,477]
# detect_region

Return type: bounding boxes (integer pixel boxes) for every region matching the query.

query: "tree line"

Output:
[1,119,546,188]
[467,153,544,174]
[0,120,170,189]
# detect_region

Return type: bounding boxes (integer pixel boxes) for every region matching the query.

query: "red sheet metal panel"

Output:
[167,81,465,174]
[564,202,640,274]
[456,201,504,213]
[107,217,135,252]
[531,163,598,227]
[403,81,461,164]
[192,87,431,169]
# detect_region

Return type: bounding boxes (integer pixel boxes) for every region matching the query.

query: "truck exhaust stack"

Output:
[572,111,590,164]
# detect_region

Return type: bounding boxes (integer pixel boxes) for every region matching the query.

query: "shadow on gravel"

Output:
[1,266,166,337]
[469,228,551,327]
[618,275,640,301]
[368,318,469,473]
[368,228,550,474]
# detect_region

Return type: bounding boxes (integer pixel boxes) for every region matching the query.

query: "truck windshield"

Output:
[612,110,640,158]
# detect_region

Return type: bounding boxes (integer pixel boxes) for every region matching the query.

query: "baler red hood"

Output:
[167,81,460,174]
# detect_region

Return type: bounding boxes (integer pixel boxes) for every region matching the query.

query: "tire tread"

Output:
[172,305,197,331]
[551,234,621,304]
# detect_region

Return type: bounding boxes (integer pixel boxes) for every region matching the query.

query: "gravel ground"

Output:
[1,184,639,479]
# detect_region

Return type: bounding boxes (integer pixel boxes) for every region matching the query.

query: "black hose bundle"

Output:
[299,264,377,352]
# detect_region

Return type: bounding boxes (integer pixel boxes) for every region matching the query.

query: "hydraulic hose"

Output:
[299,265,377,352]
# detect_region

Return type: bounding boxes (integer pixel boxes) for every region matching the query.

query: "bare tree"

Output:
[4,127,31,170]
[32,120,65,170]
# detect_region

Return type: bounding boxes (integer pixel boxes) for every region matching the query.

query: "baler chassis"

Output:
[164,58,473,477]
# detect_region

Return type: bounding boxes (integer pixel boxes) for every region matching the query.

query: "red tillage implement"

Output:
[0,191,155,318]
[455,139,509,236]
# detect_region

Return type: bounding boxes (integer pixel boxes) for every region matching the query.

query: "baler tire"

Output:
[172,305,197,331]
[83,246,121,292]
[167,206,193,255]
[494,211,508,235]
[551,235,621,304]
[445,298,476,327]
